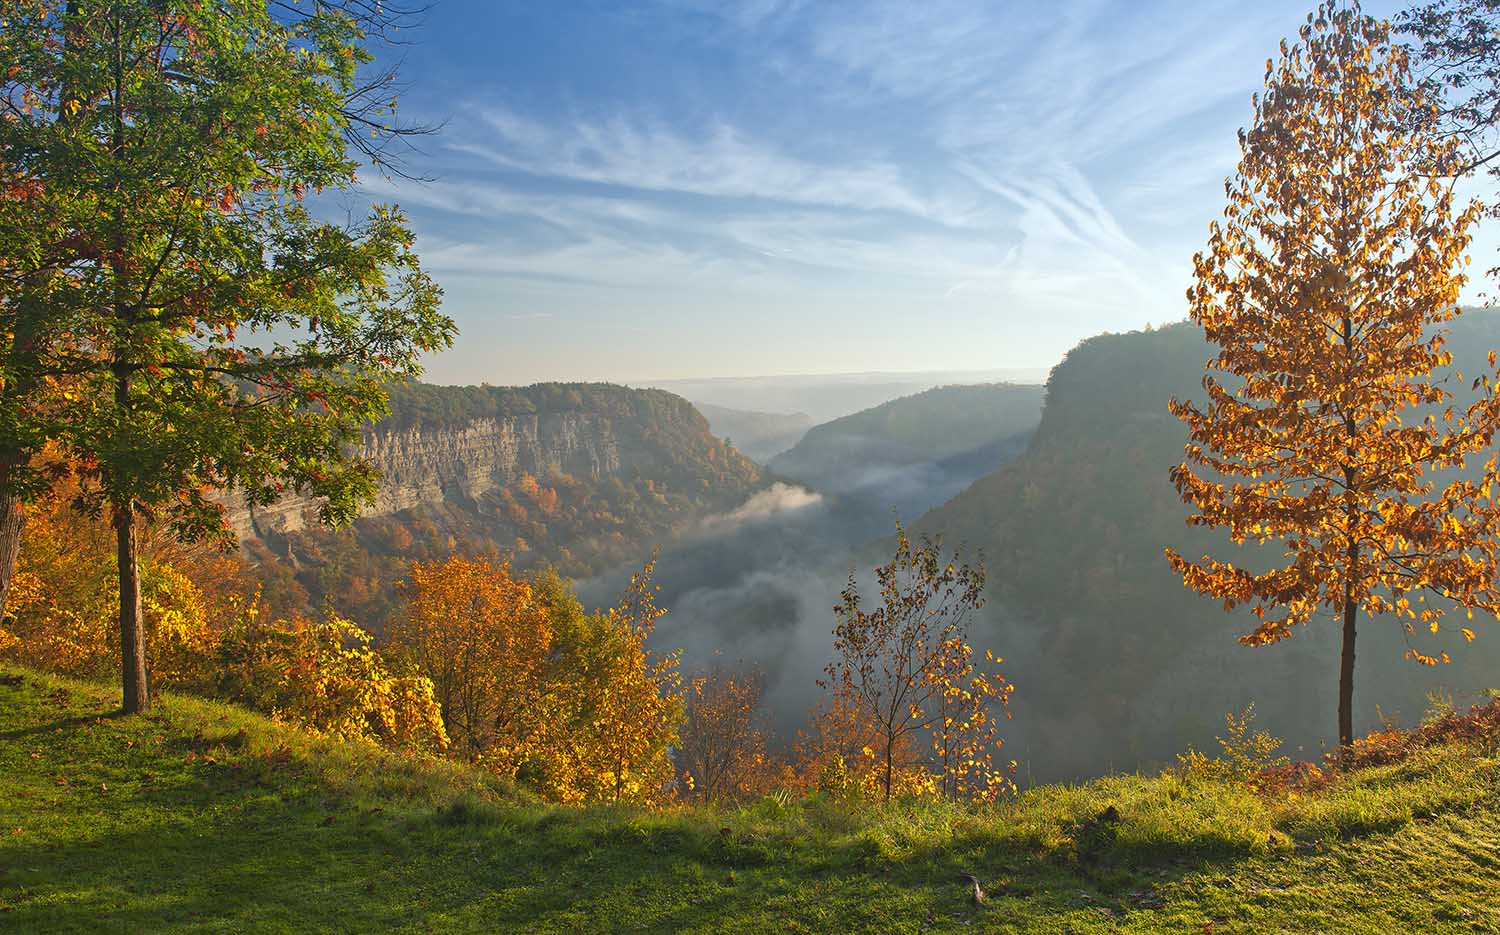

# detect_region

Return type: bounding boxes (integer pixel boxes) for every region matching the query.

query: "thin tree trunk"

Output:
[116,500,148,714]
[883,740,893,803]
[0,455,27,620]
[1339,587,1357,749]
[108,6,144,715]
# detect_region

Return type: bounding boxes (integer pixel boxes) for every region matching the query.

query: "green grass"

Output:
[4,668,1500,933]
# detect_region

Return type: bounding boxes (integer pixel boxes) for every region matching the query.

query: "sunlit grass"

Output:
[4,666,1500,933]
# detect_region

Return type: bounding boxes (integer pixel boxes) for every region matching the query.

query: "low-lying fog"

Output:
[579,435,1035,763]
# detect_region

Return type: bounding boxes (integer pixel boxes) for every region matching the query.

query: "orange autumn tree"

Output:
[1167,2,1500,748]
[389,557,684,804]
[388,556,554,765]
[677,665,777,803]
[826,524,1010,802]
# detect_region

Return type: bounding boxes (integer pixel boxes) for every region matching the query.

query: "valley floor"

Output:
[3,668,1500,933]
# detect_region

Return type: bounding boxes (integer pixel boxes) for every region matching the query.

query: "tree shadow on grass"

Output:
[0,678,1438,934]
[1,760,1433,935]
[0,710,127,742]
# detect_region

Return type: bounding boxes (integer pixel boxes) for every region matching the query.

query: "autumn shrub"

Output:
[391,558,684,805]
[677,666,779,803]
[793,692,931,801]
[216,607,448,753]
[0,500,227,688]
[1177,705,1289,792]
[1330,696,1500,772]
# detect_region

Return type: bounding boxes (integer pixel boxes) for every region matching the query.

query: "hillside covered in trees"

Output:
[917,312,1500,778]
[695,402,814,462]
[768,383,1043,514]
[241,382,765,624]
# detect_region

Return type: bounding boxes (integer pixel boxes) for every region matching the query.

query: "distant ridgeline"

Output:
[916,311,1500,780]
[694,403,813,463]
[229,382,765,625]
[770,382,1045,496]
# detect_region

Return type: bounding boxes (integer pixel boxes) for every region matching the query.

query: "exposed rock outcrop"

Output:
[226,410,633,540]
[230,382,767,619]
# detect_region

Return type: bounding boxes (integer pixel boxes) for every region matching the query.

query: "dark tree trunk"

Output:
[0,454,27,621]
[116,502,148,714]
[1339,597,1356,748]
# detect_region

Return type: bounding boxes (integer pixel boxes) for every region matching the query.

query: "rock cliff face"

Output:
[227,410,634,540]
[235,382,767,622]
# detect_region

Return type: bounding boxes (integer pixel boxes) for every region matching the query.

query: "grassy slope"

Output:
[4,669,1500,934]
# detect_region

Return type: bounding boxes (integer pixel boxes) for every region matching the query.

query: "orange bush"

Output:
[1,498,229,688]
[678,666,779,803]
[388,556,553,764]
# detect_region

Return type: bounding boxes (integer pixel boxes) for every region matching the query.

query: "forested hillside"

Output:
[917,313,1500,779]
[240,383,765,624]
[770,383,1044,495]
[696,403,813,462]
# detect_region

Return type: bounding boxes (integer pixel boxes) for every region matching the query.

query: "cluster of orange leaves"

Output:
[388,555,683,805]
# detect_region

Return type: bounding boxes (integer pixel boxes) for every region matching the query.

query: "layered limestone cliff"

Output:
[226,382,765,548]
[228,412,632,539]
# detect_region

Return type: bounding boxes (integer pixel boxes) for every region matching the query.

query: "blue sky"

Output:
[365,0,1442,386]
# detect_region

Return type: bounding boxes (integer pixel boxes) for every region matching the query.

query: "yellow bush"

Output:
[217,608,448,754]
[1,504,220,688]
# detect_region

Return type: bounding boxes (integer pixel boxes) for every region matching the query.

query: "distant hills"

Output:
[915,313,1500,779]
[769,383,1045,498]
[644,368,1048,425]
[695,403,813,462]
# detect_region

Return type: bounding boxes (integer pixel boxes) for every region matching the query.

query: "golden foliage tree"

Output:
[826,524,1009,802]
[1167,2,1500,748]
[388,556,553,764]
[677,665,777,803]
[389,558,685,805]
[538,556,684,805]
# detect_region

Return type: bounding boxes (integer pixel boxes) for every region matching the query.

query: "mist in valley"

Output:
[580,430,1039,764]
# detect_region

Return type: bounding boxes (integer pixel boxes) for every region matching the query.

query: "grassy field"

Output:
[3,667,1500,933]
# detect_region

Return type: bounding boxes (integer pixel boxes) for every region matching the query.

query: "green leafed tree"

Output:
[0,0,454,713]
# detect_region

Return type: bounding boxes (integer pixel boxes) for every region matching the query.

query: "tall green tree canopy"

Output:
[0,0,454,712]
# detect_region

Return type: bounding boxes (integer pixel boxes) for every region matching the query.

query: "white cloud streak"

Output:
[371,0,1319,336]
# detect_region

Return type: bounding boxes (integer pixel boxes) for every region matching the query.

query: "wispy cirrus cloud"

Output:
[459,108,966,223]
[376,0,1352,382]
